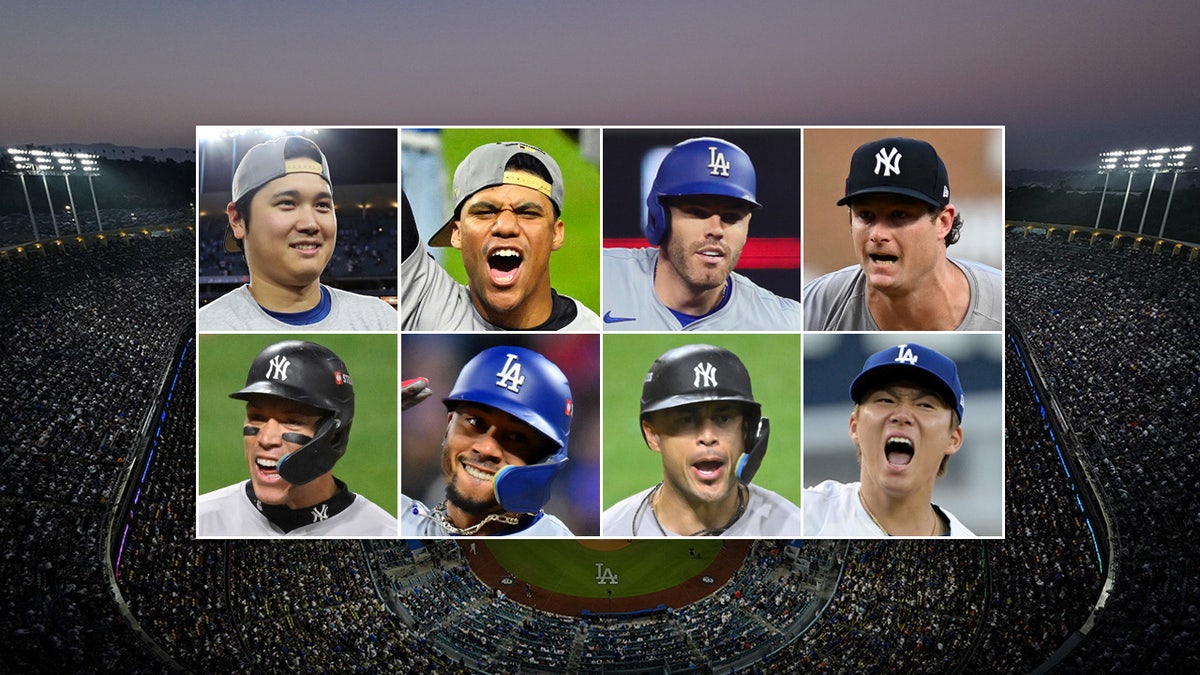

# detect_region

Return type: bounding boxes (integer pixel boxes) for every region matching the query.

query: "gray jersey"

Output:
[601,248,801,331]
[197,284,397,331]
[400,240,600,331]
[802,257,1003,331]
[196,481,397,537]
[400,494,573,536]
[802,480,975,537]
[601,483,802,536]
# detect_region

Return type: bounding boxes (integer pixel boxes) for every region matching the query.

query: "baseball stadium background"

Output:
[602,333,802,520]
[197,332,399,520]
[602,128,802,302]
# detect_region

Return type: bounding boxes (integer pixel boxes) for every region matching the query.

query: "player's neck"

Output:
[655,481,742,535]
[247,275,323,313]
[471,283,553,330]
[866,259,967,330]
[653,255,726,316]
[280,474,338,511]
[858,484,940,536]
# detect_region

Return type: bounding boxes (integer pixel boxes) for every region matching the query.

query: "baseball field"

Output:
[196,332,399,517]
[485,539,724,598]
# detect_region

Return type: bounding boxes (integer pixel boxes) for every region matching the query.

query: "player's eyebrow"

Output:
[267,188,334,201]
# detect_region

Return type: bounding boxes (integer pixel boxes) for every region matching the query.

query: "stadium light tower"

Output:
[1097,145,1193,237]
[4,146,103,239]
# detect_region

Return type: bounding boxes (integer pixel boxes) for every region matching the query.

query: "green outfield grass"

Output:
[486,540,723,598]
[436,128,601,313]
[197,333,398,517]
[602,334,802,510]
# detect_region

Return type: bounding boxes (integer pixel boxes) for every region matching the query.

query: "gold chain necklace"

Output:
[858,489,937,536]
[433,501,525,536]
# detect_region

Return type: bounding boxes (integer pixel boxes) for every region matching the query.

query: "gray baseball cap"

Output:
[427,141,564,247]
[225,135,332,253]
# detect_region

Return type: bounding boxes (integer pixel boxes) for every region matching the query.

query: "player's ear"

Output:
[934,204,956,239]
[450,222,463,249]
[227,201,246,241]
[641,419,663,454]
[848,407,860,445]
[944,422,963,457]
[551,218,564,251]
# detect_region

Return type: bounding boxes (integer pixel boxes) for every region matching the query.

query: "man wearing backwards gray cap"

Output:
[804,342,975,537]
[803,137,1002,331]
[401,140,601,331]
[198,134,397,331]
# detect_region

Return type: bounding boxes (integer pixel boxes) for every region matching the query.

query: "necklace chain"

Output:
[434,501,527,536]
[634,482,747,536]
[857,489,938,537]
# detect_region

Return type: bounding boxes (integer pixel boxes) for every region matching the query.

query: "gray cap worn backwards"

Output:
[225,135,332,253]
[427,141,564,247]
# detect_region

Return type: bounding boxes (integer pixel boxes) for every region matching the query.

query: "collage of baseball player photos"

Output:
[194,126,1004,540]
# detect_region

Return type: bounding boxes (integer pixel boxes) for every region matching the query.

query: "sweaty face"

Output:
[441,403,556,515]
[451,182,564,328]
[849,194,951,296]
[660,195,751,294]
[230,172,336,292]
[241,394,326,507]
[643,401,745,506]
[850,382,962,501]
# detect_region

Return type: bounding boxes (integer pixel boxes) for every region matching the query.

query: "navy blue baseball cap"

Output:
[837,137,950,209]
[850,343,964,421]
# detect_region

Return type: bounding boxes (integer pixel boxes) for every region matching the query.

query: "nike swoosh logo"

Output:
[603,311,636,323]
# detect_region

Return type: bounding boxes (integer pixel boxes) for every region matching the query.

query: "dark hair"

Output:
[931,205,964,247]
[505,153,560,219]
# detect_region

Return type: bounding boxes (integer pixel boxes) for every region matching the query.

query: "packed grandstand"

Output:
[3,183,1200,670]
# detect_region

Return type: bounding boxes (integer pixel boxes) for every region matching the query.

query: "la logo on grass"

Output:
[595,563,619,585]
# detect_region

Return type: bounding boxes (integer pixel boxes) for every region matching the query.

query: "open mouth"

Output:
[692,458,726,481]
[255,457,281,479]
[488,249,523,284]
[884,437,914,466]
[869,253,898,264]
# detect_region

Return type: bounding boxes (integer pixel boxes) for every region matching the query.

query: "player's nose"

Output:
[491,208,521,236]
[254,418,286,447]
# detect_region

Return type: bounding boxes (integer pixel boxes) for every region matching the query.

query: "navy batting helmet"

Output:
[231,340,354,486]
[640,344,769,484]
[443,346,572,514]
[643,137,761,246]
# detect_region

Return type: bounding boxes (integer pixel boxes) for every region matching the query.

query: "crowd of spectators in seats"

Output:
[1000,232,1200,672]
[6,225,1199,672]
[0,208,191,246]
[1,234,194,673]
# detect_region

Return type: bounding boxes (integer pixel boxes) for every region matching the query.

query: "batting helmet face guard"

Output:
[231,340,354,486]
[640,344,769,484]
[443,346,572,514]
[643,137,762,246]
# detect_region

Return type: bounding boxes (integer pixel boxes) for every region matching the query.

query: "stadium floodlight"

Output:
[4,146,104,240]
[1096,144,1194,236]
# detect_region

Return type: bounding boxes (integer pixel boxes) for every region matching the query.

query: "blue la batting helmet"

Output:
[443,346,572,514]
[232,340,354,486]
[643,137,761,246]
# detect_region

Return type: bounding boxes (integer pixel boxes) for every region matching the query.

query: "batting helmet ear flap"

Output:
[493,452,568,514]
[736,417,769,485]
[277,415,350,486]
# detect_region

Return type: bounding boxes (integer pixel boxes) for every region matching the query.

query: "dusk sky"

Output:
[4,1,1196,170]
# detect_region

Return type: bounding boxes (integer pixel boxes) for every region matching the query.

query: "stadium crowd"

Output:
[0,208,191,246]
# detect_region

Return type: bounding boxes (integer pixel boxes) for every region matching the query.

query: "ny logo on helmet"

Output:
[707,146,731,177]
[693,362,718,388]
[495,353,527,393]
[874,147,902,177]
[893,344,919,365]
[266,355,291,381]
